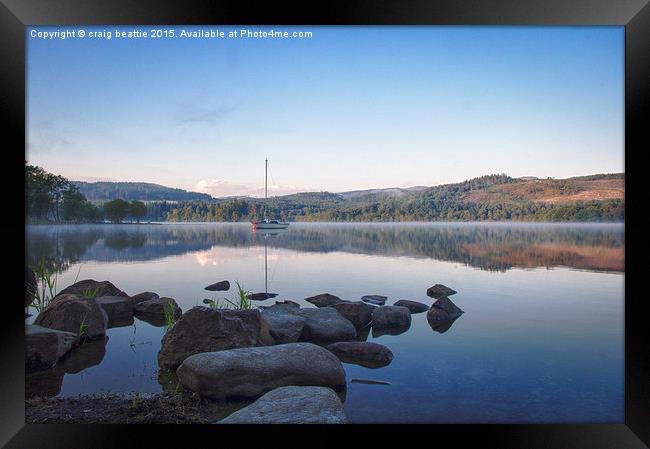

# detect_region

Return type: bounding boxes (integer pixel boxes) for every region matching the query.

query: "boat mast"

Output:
[264,158,268,220]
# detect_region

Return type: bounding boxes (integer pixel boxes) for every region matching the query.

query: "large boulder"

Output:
[131,291,159,305]
[427,297,464,321]
[361,295,387,306]
[158,307,273,370]
[57,279,129,299]
[426,284,457,299]
[331,301,374,329]
[26,266,37,307]
[261,303,306,344]
[205,280,230,291]
[26,325,78,371]
[297,307,357,343]
[218,386,347,424]
[34,294,108,340]
[304,293,344,308]
[95,296,134,327]
[177,343,346,400]
[326,341,393,369]
[134,297,182,326]
[371,306,411,337]
[393,300,429,314]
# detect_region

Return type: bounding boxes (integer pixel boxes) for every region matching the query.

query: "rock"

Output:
[330,301,373,329]
[131,291,159,305]
[371,306,411,337]
[57,337,108,374]
[427,297,464,321]
[361,295,387,305]
[158,307,273,370]
[57,279,129,299]
[427,316,460,334]
[26,337,108,397]
[275,300,301,308]
[261,304,306,344]
[297,307,357,343]
[205,280,230,291]
[393,300,429,314]
[326,342,393,368]
[26,325,78,371]
[134,297,182,324]
[247,292,278,301]
[177,343,346,400]
[218,386,347,424]
[34,294,108,340]
[304,293,345,308]
[95,296,134,327]
[26,266,38,307]
[426,284,457,299]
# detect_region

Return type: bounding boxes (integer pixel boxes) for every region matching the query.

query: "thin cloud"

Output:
[195,179,316,198]
[176,104,234,125]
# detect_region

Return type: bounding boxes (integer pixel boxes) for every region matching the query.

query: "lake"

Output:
[25,222,624,423]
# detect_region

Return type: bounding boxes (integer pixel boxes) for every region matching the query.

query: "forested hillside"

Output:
[164,173,624,222]
[73,181,211,202]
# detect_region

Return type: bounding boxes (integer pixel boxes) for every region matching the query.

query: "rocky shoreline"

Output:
[25,277,464,424]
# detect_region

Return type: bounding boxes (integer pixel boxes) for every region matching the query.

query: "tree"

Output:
[104,199,130,223]
[129,200,147,223]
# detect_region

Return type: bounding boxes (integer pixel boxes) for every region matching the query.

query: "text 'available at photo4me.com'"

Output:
[29,27,315,41]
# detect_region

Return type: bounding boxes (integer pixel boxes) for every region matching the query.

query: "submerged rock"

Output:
[326,341,393,369]
[393,300,429,314]
[26,337,108,397]
[26,266,37,307]
[427,316,461,334]
[218,386,347,424]
[297,307,357,343]
[361,295,387,306]
[426,284,457,299]
[57,279,129,299]
[34,294,108,340]
[350,379,391,386]
[330,301,374,329]
[177,343,346,400]
[247,292,278,301]
[304,293,345,308]
[26,325,79,372]
[95,296,134,327]
[131,291,160,305]
[261,303,306,344]
[158,307,273,370]
[371,306,411,337]
[205,280,230,291]
[427,297,464,321]
[134,297,182,325]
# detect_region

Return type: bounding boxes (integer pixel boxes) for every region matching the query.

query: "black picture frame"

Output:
[2,1,648,447]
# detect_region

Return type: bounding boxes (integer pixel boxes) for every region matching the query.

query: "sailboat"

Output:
[252,159,290,230]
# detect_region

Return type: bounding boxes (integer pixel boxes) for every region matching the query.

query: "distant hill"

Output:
[73,181,212,202]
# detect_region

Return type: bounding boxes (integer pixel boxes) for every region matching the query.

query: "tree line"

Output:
[26,164,148,223]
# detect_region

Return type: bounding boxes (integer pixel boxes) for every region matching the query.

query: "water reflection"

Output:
[26,223,624,274]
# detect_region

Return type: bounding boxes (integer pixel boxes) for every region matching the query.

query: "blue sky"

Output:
[27,26,624,197]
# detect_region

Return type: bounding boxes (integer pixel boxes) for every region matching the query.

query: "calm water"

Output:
[25,222,624,423]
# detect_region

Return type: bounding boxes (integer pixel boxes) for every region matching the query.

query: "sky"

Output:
[26,26,624,198]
